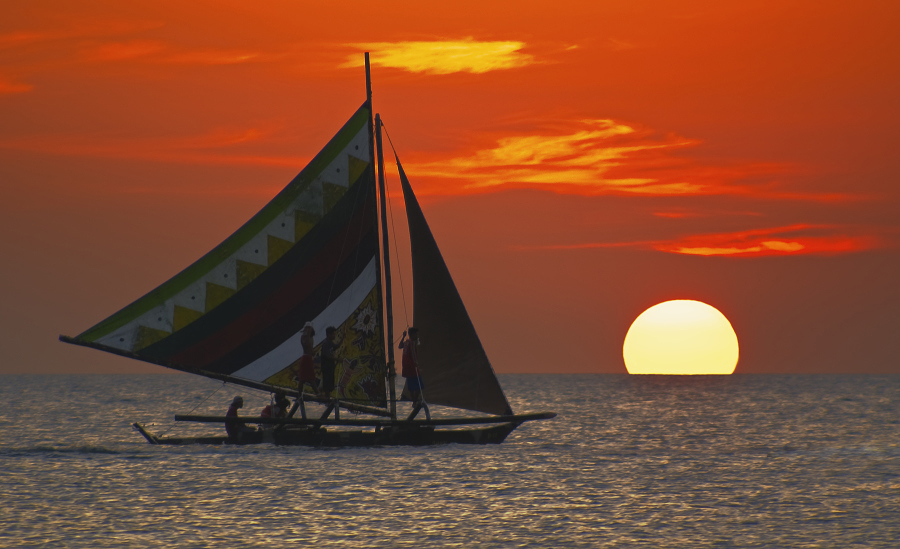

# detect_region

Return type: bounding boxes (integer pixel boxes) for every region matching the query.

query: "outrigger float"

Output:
[61,55,555,446]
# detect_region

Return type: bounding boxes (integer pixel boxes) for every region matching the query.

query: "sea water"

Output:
[0,374,898,547]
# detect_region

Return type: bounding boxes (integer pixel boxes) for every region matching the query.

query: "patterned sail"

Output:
[66,102,386,406]
[396,157,513,416]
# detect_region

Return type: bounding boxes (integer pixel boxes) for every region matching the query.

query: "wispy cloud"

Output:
[0,26,259,69]
[528,224,880,256]
[654,224,879,256]
[0,126,306,168]
[0,77,33,94]
[78,40,260,66]
[162,50,259,65]
[343,38,533,74]
[81,40,165,62]
[607,38,639,51]
[0,20,163,50]
[404,119,702,195]
[400,119,862,202]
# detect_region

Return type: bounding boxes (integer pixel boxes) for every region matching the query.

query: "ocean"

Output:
[1,374,897,547]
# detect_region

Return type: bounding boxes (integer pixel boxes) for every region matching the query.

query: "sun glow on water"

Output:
[623,300,739,375]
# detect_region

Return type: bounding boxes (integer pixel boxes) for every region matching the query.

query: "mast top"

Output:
[365,52,372,102]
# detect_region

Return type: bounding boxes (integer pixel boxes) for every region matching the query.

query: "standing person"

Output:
[399,327,424,403]
[319,326,338,398]
[295,322,317,394]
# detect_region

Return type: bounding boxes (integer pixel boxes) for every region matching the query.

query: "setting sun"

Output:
[623,300,739,375]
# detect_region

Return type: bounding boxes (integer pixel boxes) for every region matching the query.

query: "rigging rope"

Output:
[379,121,410,328]
[158,381,226,436]
[381,121,429,417]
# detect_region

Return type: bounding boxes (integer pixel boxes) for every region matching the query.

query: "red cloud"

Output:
[531,224,881,256]
[0,78,32,94]
[654,224,880,256]
[397,119,859,203]
[0,125,306,169]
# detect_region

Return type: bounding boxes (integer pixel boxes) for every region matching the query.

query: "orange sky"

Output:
[2,0,899,374]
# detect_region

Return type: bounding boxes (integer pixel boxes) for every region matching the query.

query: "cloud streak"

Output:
[400,119,863,202]
[654,224,880,256]
[78,40,260,66]
[0,126,307,169]
[0,78,32,94]
[344,38,533,74]
[403,119,711,196]
[528,224,881,256]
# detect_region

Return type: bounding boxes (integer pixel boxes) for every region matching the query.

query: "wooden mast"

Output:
[366,53,398,420]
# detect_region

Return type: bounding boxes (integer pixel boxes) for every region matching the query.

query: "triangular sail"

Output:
[396,158,513,416]
[65,103,386,406]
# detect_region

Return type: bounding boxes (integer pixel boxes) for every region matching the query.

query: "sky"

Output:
[1,0,898,375]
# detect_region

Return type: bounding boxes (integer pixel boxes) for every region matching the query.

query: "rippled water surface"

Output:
[1,374,898,547]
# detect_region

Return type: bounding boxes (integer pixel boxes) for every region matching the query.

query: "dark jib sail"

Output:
[63,103,386,406]
[396,157,513,416]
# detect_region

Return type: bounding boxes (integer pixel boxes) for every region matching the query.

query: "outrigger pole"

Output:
[366,52,398,420]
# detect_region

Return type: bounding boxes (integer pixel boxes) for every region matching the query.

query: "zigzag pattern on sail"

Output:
[70,103,386,405]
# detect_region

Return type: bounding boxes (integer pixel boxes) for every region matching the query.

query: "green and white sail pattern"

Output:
[66,103,386,405]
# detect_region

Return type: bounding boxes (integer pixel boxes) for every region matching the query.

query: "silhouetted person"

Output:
[296,322,317,394]
[260,392,290,419]
[225,396,255,442]
[320,326,338,398]
[399,327,424,403]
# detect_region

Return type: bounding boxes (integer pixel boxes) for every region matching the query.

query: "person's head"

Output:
[408,327,419,337]
[326,326,336,339]
[232,396,244,408]
[302,321,315,336]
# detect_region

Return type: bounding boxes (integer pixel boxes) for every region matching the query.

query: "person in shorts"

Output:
[399,327,424,402]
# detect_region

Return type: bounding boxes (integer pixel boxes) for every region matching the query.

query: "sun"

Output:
[623,300,739,375]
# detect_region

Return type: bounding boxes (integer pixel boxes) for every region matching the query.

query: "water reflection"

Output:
[0,374,898,547]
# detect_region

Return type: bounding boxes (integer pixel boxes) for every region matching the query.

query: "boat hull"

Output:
[133,422,518,447]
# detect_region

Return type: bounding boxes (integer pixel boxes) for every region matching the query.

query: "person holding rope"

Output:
[399,327,424,404]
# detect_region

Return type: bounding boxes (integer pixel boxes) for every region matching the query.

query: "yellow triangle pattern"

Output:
[267,235,294,266]
[134,325,171,352]
[323,182,346,213]
[236,259,267,290]
[120,148,373,349]
[348,155,368,185]
[205,282,236,313]
[173,305,203,332]
[295,210,322,242]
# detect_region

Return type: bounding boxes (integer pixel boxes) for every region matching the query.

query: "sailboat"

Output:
[60,55,555,446]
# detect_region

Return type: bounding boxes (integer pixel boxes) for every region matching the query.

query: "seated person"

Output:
[260,393,291,428]
[225,396,256,442]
